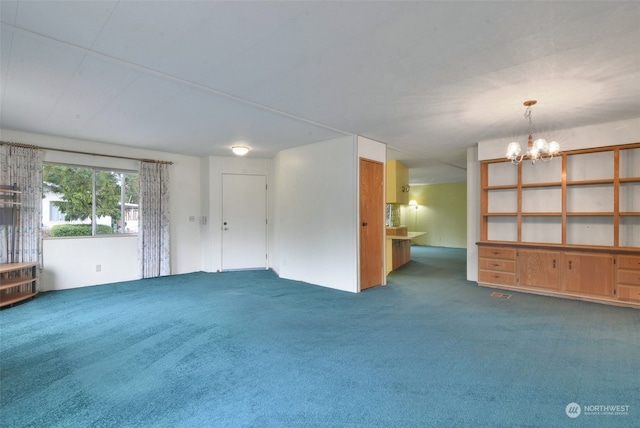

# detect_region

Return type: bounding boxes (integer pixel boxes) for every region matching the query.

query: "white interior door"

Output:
[221,174,268,270]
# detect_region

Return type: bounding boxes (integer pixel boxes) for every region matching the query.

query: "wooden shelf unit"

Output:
[0,184,38,308]
[479,142,640,307]
[0,262,38,307]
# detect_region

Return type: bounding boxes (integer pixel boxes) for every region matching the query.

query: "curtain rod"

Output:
[0,141,174,165]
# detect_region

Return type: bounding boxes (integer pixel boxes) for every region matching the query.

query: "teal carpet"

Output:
[1,247,639,427]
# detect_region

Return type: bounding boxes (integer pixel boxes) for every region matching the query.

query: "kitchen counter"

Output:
[385,232,427,274]
[386,232,427,240]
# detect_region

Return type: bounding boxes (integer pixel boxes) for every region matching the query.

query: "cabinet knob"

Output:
[362,222,368,227]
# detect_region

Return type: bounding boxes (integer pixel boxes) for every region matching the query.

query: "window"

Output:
[42,164,139,237]
[49,202,66,221]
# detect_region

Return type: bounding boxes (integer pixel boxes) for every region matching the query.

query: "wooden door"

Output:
[221,174,268,270]
[360,158,384,290]
[563,252,614,296]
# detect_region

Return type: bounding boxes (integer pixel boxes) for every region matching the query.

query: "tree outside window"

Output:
[42,165,139,237]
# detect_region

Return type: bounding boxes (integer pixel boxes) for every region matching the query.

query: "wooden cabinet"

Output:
[516,249,560,290]
[386,226,407,236]
[386,160,410,205]
[0,184,38,308]
[0,262,38,307]
[477,243,638,307]
[617,255,640,303]
[479,143,640,308]
[386,237,411,274]
[393,239,411,270]
[563,252,613,297]
[478,246,516,286]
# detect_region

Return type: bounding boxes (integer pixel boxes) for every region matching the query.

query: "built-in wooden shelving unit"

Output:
[478,142,640,308]
[0,184,38,308]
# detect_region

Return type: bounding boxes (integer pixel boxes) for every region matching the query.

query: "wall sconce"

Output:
[408,200,418,230]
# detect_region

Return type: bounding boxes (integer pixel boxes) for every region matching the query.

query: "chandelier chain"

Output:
[524,106,533,136]
[506,100,560,165]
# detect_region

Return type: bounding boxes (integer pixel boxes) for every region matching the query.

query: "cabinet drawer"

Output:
[478,247,516,260]
[618,256,640,270]
[479,258,516,272]
[479,270,516,286]
[617,285,640,303]
[617,270,640,286]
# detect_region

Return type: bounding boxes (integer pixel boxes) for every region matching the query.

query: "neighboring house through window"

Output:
[42,164,139,238]
[48,202,66,222]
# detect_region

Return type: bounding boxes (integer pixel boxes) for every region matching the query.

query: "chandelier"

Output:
[506,100,560,165]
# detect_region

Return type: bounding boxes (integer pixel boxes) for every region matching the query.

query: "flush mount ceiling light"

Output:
[231,146,250,156]
[506,100,560,165]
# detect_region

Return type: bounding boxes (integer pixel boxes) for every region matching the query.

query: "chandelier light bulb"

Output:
[533,138,548,151]
[506,142,521,158]
[505,100,561,165]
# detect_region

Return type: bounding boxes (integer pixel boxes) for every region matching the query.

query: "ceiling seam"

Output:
[88,0,121,51]
[42,55,89,126]
[1,22,353,137]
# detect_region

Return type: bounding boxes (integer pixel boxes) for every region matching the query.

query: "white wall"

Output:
[1,128,202,291]
[199,156,211,273]
[466,146,479,282]
[202,156,273,273]
[357,135,386,161]
[273,136,358,292]
[42,236,138,290]
[478,117,640,161]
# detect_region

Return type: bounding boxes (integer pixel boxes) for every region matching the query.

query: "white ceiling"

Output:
[1,1,639,184]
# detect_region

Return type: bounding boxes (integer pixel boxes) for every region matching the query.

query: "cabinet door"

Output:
[386,160,409,204]
[564,252,613,297]
[397,162,409,205]
[392,241,399,270]
[517,250,561,290]
[402,240,411,265]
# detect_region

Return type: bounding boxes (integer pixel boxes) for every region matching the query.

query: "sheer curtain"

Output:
[138,161,171,278]
[0,144,43,265]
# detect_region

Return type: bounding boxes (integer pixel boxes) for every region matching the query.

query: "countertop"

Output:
[386,232,427,241]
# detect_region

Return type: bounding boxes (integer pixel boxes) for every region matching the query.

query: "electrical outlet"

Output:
[96,264,101,272]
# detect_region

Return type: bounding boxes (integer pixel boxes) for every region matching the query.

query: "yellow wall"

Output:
[402,182,467,248]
